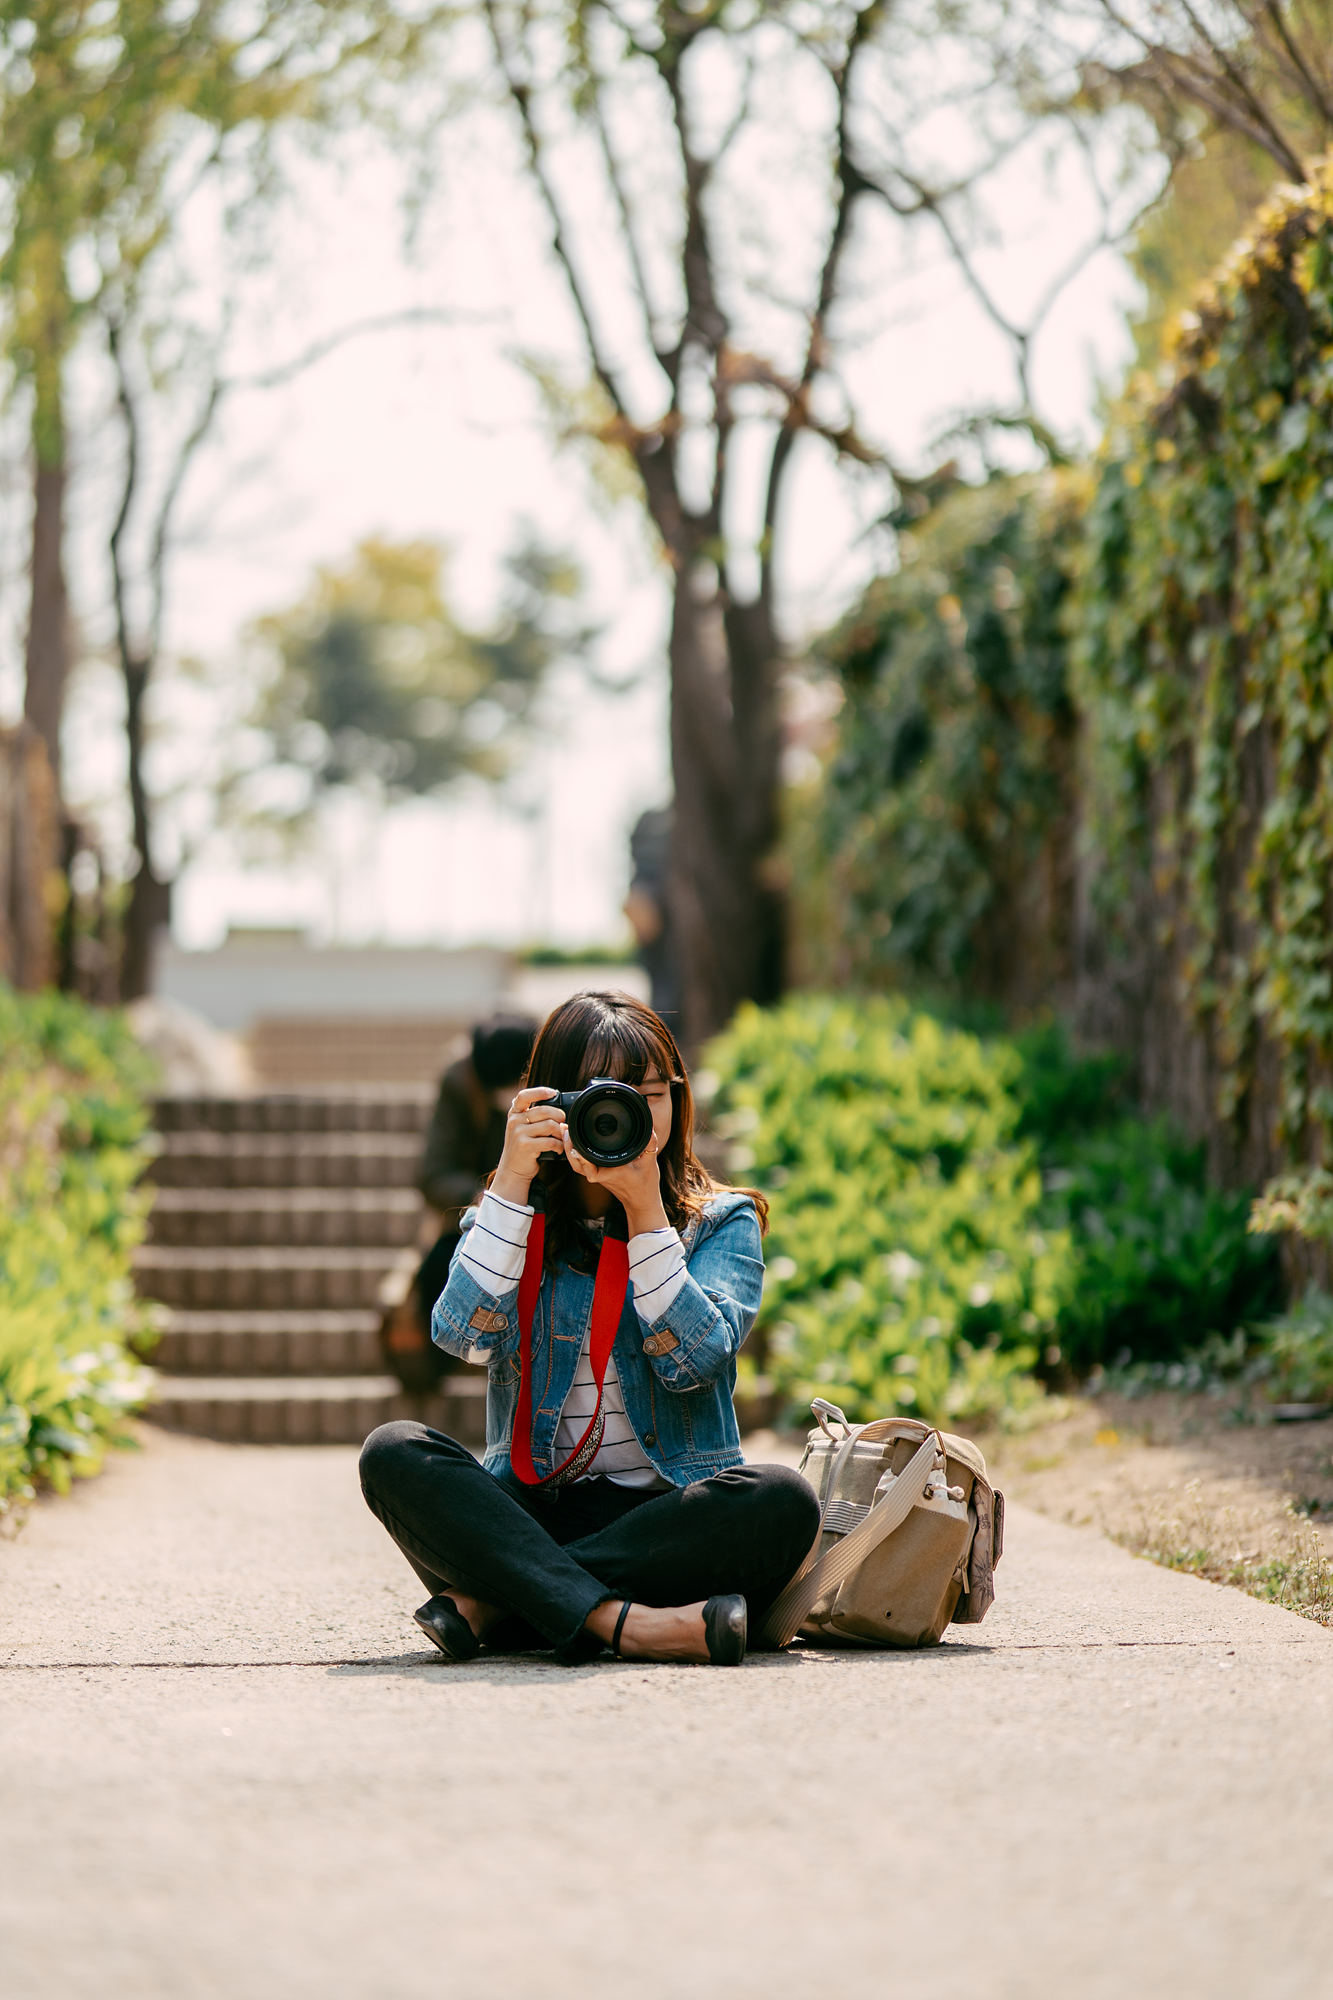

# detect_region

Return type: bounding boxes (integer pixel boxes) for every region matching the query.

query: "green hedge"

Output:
[1014,1026,1282,1370]
[706,998,1279,1428]
[705,995,1072,1429]
[0,987,156,1515]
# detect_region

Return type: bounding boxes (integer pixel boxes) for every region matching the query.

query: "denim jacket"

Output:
[430,1190,764,1487]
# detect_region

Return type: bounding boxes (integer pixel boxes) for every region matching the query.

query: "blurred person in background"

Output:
[624,807,679,1029]
[380,1013,537,1393]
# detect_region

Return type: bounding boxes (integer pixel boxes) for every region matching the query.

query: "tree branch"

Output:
[757,0,885,606]
[1090,0,1307,176]
[234,306,484,393]
[483,0,631,420]
[149,372,224,653]
[1257,0,1333,132]
[1173,0,1305,176]
[589,72,666,369]
[106,317,141,683]
[859,100,1171,451]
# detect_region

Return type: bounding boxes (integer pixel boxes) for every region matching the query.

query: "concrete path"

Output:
[3,1428,1330,2000]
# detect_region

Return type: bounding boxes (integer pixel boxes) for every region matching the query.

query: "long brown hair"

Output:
[511,989,768,1270]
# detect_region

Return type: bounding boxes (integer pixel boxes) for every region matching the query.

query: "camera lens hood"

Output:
[560,1079,655,1167]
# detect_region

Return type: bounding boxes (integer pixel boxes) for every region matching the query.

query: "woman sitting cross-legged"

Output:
[359,990,819,1666]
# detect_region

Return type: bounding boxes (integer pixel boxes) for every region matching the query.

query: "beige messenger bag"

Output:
[762,1399,1005,1650]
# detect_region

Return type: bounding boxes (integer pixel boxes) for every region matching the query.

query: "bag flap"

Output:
[807,1414,986,1483]
[938,1429,987,1481]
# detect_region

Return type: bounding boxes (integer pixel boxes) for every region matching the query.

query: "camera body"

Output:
[540,1078,655,1168]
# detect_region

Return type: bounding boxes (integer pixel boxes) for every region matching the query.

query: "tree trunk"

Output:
[118,655,171,1001]
[23,457,70,786]
[0,724,59,989]
[667,565,784,1048]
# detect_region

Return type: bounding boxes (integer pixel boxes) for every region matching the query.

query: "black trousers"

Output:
[359,1421,820,1662]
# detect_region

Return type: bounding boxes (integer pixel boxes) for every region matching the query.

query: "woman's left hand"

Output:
[562,1125,669,1236]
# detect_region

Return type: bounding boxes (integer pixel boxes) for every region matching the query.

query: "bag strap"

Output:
[761,1430,942,1648]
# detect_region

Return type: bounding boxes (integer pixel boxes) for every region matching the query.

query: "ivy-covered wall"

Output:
[1074,159,1333,1237]
[808,472,1084,1012]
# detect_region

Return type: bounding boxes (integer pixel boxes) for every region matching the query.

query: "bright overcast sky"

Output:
[0,36,1150,953]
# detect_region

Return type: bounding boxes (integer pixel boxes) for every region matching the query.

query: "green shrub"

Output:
[704,995,1073,1430]
[1249,1289,1333,1405]
[708,1001,1281,1425]
[1010,1020,1130,1147]
[0,986,156,1516]
[1010,1021,1281,1369]
[1037,1120,1281,1370]
[1087,1288,1333,1409]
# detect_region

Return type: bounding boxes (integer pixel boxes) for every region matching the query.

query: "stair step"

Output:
[146,1187,423,1249]
[134,1244,415,1311]
[151,1088,434,1137]
[248,1016,468,1089]
[149,1130,424,1190]
[146,1372,487,1445]
[135,1089,459,1446]
[149,1309,386,1376]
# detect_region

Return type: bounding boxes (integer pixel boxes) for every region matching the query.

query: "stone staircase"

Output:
[136,1090,487,1447]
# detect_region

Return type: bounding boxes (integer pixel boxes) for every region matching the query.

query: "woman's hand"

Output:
[562,1124,669,1237]
[490,1088,567,1206]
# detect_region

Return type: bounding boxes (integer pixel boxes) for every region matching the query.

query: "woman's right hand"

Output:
[489,1088,566,1206]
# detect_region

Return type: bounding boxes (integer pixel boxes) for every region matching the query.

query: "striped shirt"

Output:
[458,1192,689,1488]
[458,1189,533,1293]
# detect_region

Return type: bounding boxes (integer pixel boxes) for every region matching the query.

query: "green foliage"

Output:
[809,472,1084,1001]
[1073,161,1333,1160]
[711,1000,1281,1427]
[1038,1119,1281,1370]
[705,995,1073,1431]
[1082,1290,1333,1408]
[1250,1287,1333,1404]
[521,943,635,966]
[250,536,586,806]
[0,986,155,1516]
[1010,1020,1130,1145]
[1016,1022,1281,1369]
[1250,1164,1333,1241]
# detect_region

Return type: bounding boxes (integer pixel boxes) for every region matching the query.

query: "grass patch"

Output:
[1114,1479,1333,1626]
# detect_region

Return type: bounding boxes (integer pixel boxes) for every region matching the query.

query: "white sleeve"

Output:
[457,1190,534,1299]
[627,1227,687,1324]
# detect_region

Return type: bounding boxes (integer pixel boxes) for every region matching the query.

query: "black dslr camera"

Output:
[540,1079,655,1167]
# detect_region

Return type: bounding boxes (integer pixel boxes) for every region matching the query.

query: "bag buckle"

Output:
[811,1398,853,1440]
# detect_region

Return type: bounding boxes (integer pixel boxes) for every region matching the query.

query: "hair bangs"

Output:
[514,987,766,1266]
[577,1012,659,1088]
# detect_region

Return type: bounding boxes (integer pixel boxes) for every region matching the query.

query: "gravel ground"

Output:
[985,1392,1333,1557]
[4,1424,1331,2000]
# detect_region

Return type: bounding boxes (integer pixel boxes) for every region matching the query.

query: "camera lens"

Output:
[572,1081,654,1164]
[592,1104,631,1145]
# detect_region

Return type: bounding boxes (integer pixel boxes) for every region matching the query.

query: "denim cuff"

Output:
[432,1261,518,1355]
[642,1271,734,1386]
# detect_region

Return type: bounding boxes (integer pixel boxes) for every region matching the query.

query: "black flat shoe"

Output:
[703,1594,747,1666]
[414,1595,481,1663]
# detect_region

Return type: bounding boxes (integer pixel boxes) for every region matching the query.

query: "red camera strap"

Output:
[509,1188,630,1490]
